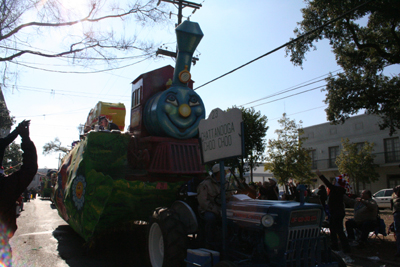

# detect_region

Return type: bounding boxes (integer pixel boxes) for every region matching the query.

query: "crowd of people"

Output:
[197,166,400,257]
[315,170,400,257]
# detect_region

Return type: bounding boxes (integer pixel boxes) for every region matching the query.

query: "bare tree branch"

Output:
[0,0,171,81]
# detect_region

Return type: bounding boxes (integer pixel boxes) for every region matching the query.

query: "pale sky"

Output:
[3,0,397,169]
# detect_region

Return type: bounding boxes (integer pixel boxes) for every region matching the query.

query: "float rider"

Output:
[197,164,233,249]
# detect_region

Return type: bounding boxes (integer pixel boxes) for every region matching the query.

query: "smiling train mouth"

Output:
[167,115,199,134]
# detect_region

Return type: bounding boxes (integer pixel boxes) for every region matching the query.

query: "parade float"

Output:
[53,20,206,242]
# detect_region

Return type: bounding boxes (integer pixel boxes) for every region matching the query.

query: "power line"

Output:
[240,70,340,107]
[242,78,326,106]
[8,87,130,100]
[9,56,152,74]
[13,107,93,118]
[3,83,130,98]
[193,0,373,91]
[270,105,328,121]
[251,85,325,108]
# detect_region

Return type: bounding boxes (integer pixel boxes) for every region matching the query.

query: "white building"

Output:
[302,114,400,193]
[243,164,274,184]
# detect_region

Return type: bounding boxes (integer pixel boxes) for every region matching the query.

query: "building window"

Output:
[355,122,363,130]
[131,86,142,108]
[356,142,365,152]
[388,175,400,188]
[329,146,339,168]
[309,150,317,169]
[384,137,400,163]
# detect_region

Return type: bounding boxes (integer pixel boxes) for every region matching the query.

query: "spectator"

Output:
[258,181,268,200]
[305,185,312,202]
[316,170,351,253]
[24,188,30,202]
[317,184,328,206]
[0,120,38,266]
[197,164,232,249]
[98,116,119,131]
[263,177,279,200]
[30,188,37,199]
[317,184,330,221]
[16,195,23,215]
[281,193,291,201]
[344,190,378,248]
[393,185,400,257]
[287,181,300,201]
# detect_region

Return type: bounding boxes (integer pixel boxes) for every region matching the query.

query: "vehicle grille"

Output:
[285,227,332,267]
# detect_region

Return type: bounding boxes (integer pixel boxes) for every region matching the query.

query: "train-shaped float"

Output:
[53,20,206,242]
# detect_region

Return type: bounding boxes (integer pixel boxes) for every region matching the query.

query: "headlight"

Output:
[261,214,274,227]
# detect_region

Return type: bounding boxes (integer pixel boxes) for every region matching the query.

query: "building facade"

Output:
[302,114,400,194]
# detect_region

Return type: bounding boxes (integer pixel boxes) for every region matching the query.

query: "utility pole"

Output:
[156,0,202,63]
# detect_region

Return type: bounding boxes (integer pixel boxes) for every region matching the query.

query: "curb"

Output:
[349,253,400,266]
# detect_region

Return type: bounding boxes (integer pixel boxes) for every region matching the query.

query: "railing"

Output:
[310,150,400,170]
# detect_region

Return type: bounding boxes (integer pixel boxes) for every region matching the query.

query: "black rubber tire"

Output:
[330,251,346,267]
[213,260,238,267]
[147,209,187,267]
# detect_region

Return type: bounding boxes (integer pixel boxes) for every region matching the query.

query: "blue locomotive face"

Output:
[143,21,205,139]
[144,85,205,139]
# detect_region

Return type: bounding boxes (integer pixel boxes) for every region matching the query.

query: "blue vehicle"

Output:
[148,184,345,267]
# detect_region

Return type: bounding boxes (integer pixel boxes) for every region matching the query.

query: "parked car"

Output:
[372,188,393,209]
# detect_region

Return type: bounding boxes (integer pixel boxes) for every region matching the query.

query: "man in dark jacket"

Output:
[316,170,351,253]
[0,120,38,266]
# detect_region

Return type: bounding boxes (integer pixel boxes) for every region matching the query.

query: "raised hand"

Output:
[17,120,30,139]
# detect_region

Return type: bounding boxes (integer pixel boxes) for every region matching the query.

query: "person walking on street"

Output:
[393,185,400,257]
[0,120,38,266]
[316,170,351,253]
[23,189,30,202]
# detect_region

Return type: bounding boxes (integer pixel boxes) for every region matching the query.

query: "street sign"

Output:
[199,108,243,163]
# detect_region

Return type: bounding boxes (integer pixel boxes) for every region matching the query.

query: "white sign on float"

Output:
[199,108,243,163]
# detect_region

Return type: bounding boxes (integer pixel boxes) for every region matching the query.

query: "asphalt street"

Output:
[9,197,398,267]
[10,198,148,267]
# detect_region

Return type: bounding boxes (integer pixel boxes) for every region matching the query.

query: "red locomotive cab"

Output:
[128,65,203,176]
[129,65,194,137]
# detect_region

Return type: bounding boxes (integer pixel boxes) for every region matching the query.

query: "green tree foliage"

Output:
[335,138,379,193]
[3,142,22,174]
[265,113,313,185]
[1,101,21,174]
[43,137,69,156]
[286,0,400,135]
[0,100,15,130]
[226,106,268,182]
